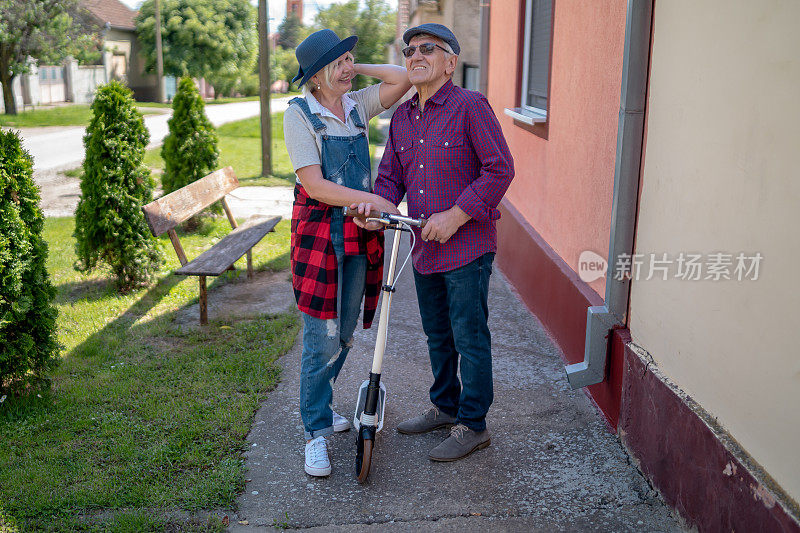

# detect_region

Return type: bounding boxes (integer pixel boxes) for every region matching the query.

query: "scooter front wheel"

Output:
[356,432,374,483]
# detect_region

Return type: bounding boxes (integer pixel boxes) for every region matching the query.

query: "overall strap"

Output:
[289,97,326,132]
[349,105,366,130]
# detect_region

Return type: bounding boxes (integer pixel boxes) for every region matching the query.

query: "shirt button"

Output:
[416,115,419,120]
[420,139,424,143]
[400,146,404,151]
[419,164,423,169]
[419,189,424,194]
[444,141,449,146]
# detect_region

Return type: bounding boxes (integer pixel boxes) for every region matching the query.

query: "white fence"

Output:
[0,54,113,113]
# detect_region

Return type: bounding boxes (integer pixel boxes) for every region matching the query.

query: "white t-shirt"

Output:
[283,84,385,173]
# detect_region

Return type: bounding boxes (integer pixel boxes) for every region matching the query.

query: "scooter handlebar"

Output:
[343,206,427,228]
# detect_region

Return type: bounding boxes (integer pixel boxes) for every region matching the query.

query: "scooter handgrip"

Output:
[342,206,382,220]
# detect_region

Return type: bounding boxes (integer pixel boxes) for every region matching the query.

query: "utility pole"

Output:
[258,0,272,176]
[154,0,165,103]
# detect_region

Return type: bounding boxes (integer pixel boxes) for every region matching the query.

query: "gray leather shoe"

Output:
[397,406,456,435]
[428,424,491,462]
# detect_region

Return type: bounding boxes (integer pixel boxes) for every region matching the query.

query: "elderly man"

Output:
[355,23,514,461]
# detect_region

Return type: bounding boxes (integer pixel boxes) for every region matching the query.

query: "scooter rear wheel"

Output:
[356,436,373,483]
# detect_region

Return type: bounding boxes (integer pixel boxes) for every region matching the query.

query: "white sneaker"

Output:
[304,436,331,477]
[332,409,351,432]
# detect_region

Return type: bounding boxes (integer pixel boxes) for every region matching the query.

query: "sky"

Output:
[118,0,399,30]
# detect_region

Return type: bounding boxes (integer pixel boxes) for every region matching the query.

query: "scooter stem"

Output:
[371,227,402,375]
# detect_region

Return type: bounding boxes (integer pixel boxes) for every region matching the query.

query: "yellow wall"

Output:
[631,0,800,502]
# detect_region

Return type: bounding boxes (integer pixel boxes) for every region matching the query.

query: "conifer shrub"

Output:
[74,80,162,291]
[0,130,59,394]
[162,77,220,195]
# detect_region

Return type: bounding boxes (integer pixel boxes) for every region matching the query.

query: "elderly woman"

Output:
[283,29,410,477]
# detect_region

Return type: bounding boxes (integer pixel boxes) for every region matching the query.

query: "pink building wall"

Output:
[487,0,626,298]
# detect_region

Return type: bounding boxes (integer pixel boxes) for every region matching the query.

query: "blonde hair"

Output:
[302,51,354,96]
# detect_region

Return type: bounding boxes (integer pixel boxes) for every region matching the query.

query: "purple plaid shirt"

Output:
[374,80,515,274]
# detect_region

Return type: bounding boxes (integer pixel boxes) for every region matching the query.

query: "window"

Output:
[39,66,63,84]
[504,0,553,128]
[462,64,479,92]
[522,0,552,111]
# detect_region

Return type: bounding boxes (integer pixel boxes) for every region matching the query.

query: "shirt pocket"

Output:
[393,139,417,171]
[431,133,471,168]
[427,134,474,212]
[431,131,467,150]
[431,133,474,179]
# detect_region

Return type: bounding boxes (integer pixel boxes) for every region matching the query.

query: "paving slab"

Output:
[231,236,684,532]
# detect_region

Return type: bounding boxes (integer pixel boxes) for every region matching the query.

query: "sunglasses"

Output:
[401,42,451,58]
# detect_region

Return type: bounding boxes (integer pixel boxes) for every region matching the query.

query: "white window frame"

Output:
[504,0,551,125]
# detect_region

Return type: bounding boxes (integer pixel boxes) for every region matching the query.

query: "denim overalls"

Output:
[290,97,371,439]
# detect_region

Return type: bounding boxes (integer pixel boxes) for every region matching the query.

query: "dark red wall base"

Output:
[496,198,623,428]
[496,198,800,531]
[619,339,800,532]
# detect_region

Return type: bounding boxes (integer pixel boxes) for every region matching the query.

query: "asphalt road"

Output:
[15,97,292,172]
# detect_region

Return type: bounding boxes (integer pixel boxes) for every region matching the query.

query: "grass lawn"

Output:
[0,216,298,531]
[144,112,295,188]
[0,105,160,128]
[204,93,300,105]
[0,94,297,128]
[144,112,384,188]
[136,92,300,109]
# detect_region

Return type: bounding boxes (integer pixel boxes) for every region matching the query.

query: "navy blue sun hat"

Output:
[293,29,358,87]
[402,23,460,55]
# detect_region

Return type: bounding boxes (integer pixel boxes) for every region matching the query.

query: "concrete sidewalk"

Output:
[230,234,683,532]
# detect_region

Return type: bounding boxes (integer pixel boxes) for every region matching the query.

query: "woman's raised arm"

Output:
[354,63,412,109]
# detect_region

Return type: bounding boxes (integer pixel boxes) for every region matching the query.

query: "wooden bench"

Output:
[141,166,281,324]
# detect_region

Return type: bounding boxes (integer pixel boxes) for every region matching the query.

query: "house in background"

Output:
[485,0,800,531]
[392,0,482,91]
[80,0,163,101]
[286,0,303,20]
[0,0,165,111]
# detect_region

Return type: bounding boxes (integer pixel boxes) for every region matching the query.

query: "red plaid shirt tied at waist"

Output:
[290,184,384,328]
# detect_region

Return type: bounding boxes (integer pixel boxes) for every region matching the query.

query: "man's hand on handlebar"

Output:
[420,205,470,244]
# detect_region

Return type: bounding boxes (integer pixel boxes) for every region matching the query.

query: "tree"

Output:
[0,130,59,394]
[277,13,303,50]
[272,46,299,86]
[312,0,395,90]
[161,77,219,196]
[0,0,99,114]
[136,0,258,92]
[74,81,162,291]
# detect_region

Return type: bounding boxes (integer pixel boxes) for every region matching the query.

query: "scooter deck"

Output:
[353,380,387,432]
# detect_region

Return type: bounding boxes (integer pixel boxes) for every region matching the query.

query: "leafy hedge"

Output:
[0,130,59,394]
[162,77,219,195]
[73,81,162,291]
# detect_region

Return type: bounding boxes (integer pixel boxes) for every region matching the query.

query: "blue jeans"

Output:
[300,216,367,439]
[412,253,495,432]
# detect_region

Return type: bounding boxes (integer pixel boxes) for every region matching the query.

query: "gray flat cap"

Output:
[403,23,460,55]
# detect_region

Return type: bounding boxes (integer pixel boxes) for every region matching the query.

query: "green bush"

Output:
[162,77,220,195]
[0,130,59,394]
[74,81,162,291]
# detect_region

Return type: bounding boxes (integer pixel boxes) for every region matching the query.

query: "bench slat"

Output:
[174,215,281,276]
[142,167,240,236]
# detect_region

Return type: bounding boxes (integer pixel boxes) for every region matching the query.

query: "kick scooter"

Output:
[343,207,426,483]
